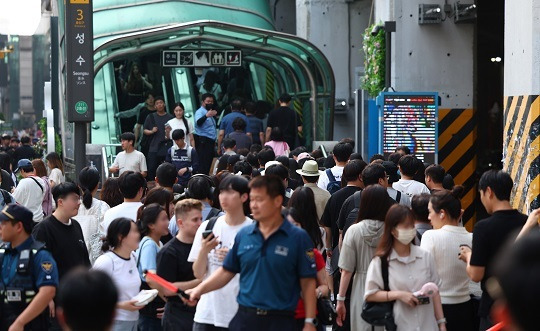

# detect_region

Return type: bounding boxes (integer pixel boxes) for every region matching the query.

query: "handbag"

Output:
[157,139,173,157]
[317,297,336,325]
[361,257,397,331]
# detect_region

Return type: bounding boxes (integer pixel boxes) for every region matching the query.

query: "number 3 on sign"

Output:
[77,9,83,21]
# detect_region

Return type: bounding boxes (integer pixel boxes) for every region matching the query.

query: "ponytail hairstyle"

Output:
[136,203,165,237]
[102,217,134,252]
[429,185,465,221]
[78,166,100,209]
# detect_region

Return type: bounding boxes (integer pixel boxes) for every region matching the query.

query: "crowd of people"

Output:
[1,98,540,331]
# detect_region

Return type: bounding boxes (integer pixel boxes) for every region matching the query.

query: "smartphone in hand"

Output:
[202,230,213,239]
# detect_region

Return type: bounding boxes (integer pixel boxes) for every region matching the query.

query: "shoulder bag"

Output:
[361,257,397,331]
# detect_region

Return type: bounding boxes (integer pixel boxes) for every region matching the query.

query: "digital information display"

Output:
[377,92,438,164]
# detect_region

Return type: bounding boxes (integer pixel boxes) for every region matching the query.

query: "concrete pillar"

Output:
[296,0,372,141]
[502,0,540,213]
[374,0,477,227]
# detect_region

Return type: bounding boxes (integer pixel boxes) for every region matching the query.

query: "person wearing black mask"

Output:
[194,93,218,175]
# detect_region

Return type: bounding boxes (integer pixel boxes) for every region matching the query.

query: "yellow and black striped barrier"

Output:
[438,108,477,230]
[502,95,540,213]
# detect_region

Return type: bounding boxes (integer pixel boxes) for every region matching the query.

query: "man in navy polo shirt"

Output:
[0,204,58,330]
[186,175,318,331]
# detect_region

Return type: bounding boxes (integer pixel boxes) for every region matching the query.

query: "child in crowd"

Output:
[166,129,199,186]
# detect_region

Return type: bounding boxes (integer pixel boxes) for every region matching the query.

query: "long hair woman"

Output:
[100,178,124,208]
[135,203,170,331]
[32,159,54,217]
[75,166,111,264]
[46,152,65,188]
[336,184,394,330]
[143,187,174,243]
[165,102,195,148]
[421,187,474,331]
[93,217,143,331]
[287,186,329,330]
[364,205,446,331]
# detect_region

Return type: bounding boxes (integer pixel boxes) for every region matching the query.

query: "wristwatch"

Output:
[305,318,318,326]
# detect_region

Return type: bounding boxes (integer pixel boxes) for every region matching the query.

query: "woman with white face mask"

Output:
[364,205,447,331]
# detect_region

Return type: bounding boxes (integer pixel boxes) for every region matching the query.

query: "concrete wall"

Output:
[270,0,296,33]
[296,0,372,141]
[504,0,540,96]
[375,0,474,108]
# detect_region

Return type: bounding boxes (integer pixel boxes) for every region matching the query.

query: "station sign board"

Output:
[377,92,438,164]
[162,50,242,67]
[66,0,94,122]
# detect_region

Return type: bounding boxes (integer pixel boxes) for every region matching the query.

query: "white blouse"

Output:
[420,225,473,304]
[364,245,441,331]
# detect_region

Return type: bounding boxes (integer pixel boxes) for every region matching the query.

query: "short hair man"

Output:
[56,269,118,331]
[166,129,199,186]
[194,93,218,175]
[264,163,292,206]
[0,204,58,330]
[393,155,430,197]
[424,164,445,192]
[411,193,432,244]
[186,176,318,330]
[33,183,90,279]
[12,136,37,167]
[142,96,174,180]
[244,101,265,145]
[257,148,275,172]
[155,162,178,191]
[101,171,145,234]
[296,160,331,220]
[12,159,46,222]
[317,142,353,194]
[228,117,252,151]
[491,230,540,331]
[395,145,410,156]
[266,93,302,149]
[458,170,528,330]
[157,199,203,330]
[168,175,223,236]
[110,132,148,177]
[218,98,250,153]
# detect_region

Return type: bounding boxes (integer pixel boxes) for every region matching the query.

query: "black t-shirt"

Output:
[321,186,361,248]
[267,106,300,148]
[32,215,90,279]
[13,145,36,165]
[470,209,527,317]
[156,238,196,310]
[137,107,155,125]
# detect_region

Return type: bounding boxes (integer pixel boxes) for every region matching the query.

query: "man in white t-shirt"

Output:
[317,142,353,193]
[101,171,145,234]
[110,132,148,177]
[12,159,46,222]
[187,175,253,329]
[392,155,430,197]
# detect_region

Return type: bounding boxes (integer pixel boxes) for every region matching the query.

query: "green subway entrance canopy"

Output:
[57,0,336,147]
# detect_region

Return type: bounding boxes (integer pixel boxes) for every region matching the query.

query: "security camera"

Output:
[371,25,384,36]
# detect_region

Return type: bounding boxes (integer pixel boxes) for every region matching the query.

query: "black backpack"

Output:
[343,191,362,236]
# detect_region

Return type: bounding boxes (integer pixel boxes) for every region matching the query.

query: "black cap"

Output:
[1,134,11,139]
[278,93,292,103]
[0,204,34,227]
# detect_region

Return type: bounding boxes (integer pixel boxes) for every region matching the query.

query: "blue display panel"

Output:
[377,92,438,164]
